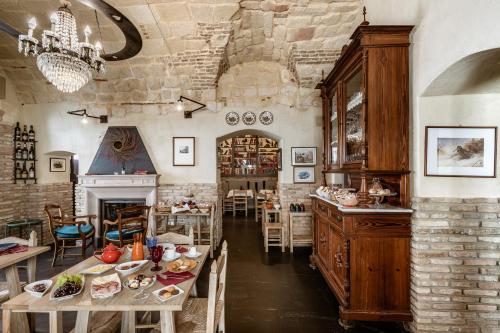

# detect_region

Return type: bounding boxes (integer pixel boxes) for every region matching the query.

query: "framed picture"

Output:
[50,158,66,172]
[425,126,497,177]
[173,137,195,166]
[293,166,315,183]
[291,147,317,166]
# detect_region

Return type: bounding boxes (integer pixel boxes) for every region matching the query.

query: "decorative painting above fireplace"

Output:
[88,126,156,175]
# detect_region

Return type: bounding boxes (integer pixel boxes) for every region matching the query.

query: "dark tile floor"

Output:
[1,214,406,332]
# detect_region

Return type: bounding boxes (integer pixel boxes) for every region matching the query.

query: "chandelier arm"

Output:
[0,0,141,62]
[75,0,142,61]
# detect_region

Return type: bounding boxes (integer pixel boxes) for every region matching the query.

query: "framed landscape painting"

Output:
[173,137,195,166]
[293,166,315,183]
[50,157,66,172]
[291,147,317,166]
[425,126,497,177]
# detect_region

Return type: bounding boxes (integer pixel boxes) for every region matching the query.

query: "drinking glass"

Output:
[151,245,164,272]
[146,236,157,259]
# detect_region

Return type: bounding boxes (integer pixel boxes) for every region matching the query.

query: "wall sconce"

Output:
[177,96,206,119]
[67,109,108,124]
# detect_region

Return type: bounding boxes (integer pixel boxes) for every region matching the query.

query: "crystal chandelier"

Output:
[18,1,105,93]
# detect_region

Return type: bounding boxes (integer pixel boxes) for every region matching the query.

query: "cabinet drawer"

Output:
[316,200,330,218]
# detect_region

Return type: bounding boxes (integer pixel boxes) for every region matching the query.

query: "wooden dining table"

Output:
[153,210,211,245]
[2,244,211,333]
[0,238,50,333]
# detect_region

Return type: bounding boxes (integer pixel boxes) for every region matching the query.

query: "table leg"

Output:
[75,310,91,333]
[5,265,30,333]
[3,309,11,333]
[49,311,62,333]
[121,311,136,333]
[159,311,176,333]
[197,216,201,245]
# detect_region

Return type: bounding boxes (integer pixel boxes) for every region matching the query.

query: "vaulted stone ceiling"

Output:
[0,0,362,106]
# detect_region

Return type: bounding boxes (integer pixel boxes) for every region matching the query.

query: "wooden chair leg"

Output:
[81,238,86,258]
[51,242,59,267]
[264,226,268,253]
[281,226,285,253]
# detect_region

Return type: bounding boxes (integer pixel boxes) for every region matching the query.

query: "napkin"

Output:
[176,246,188,253]
[156,271,194,286]
[0,244,28,256]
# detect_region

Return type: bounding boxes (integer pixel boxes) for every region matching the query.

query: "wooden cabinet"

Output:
[311,196,412,324]
[318,23,414,207]
[313,21,414,326]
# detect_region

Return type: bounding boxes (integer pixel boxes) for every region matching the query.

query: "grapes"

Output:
[53,281,81,298]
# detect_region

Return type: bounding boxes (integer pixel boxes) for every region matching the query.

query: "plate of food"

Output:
[123,274,156,290]
[91,273,121,299]
[153,285,184,302]
[115,260,148,276]
[166,258,197,273]
[24,279,52,297]
[50,274,85,301]
[81,264,116,275]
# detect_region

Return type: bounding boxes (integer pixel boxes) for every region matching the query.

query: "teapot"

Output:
[94,243,123,264]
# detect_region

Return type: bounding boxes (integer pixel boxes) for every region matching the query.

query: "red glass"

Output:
[150,245,164,272]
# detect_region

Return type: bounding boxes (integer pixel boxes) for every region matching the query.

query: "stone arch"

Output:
[423,48,500,96]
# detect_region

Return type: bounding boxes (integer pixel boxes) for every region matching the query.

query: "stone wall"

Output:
[411,197,500,333]
[278,182,319,247]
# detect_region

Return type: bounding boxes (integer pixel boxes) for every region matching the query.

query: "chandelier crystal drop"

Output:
[18,1,105,93]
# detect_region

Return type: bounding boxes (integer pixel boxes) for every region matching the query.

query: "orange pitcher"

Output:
[131,233,144,261]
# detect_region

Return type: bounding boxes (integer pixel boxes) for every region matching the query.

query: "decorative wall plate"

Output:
[225,112,240,126]
[242,112,256,125]
[259,111,273,125]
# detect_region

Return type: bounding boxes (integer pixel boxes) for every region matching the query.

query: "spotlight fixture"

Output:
[177,95,206,119]
[67,109,108,124]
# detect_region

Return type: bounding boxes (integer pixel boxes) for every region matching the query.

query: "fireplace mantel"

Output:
[79,174,160,187]
[78,174,160,239]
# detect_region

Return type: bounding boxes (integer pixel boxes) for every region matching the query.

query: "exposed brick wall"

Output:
[287,45,341,87]
[278,182,319,247]
[411,197,500,333]
[0,123,73,245]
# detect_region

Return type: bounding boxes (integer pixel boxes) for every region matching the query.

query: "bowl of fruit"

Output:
[25,279,52,297]
[50,274,85,301]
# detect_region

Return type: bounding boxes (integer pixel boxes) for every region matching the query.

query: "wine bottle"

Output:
[28,145,34,160]
[21,125,28,142]
[14,122,21,141]
[21,162,28,179]
[21,143,28,160]
[28,125,35,142]
[28,164,35,178]
[15,142,22,159]
[15,162,21,179]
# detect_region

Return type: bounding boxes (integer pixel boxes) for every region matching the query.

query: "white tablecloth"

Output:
[227,190,254,198]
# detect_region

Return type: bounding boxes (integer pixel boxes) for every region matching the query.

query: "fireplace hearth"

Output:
[99,198,146,240]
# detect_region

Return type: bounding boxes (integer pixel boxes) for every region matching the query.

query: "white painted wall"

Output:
[0,71,21,124]
[21,62,323,185]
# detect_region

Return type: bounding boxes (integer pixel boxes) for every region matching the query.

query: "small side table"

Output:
[5,219,44,244]
[289,211,313,253]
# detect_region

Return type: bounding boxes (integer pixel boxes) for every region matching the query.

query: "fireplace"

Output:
[78,174,160,241]
[99,198,146,240]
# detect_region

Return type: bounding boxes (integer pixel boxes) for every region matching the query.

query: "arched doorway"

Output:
[216,129,281,219]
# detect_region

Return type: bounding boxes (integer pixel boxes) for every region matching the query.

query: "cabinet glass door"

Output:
[330,93,339,166]
[344,69,364,163]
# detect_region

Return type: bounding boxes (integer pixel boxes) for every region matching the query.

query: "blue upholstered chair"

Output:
[44,204,96,266]
[103,205,150,247]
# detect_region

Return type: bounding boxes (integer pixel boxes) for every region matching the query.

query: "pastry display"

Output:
[166,258,197,273]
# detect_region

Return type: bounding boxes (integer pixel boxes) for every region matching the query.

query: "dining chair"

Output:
[150,241,228,333]
[157,226,194,245]
[193,204,216,258]
[44,204,96,266]
[222,190,234,215]
[255,191,271,223]
[0,230,37,303]
[233,190,248,217]
[103,205,150,248]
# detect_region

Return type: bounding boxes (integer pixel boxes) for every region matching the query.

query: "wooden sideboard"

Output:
[311,195,412,326]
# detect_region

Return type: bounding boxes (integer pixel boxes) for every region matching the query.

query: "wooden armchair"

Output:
[44,204,96,267]
[103,205,151,247]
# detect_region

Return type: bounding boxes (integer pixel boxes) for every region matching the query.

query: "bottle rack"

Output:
[13,123,37,184]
